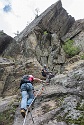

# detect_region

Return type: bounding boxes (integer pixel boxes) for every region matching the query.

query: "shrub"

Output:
[80,53,84,60]
[0,30,4,36]
[43,31,48,35]
[63,40,80,57]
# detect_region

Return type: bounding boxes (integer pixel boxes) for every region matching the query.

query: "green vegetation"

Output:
[56,101,84,125]
[80,53,84,60]
[56,113,84,125]
[63,39,80,57]
[0,104,17,125]
[66,116,84,125]
[43,31,48,35]
[76,102,84,111]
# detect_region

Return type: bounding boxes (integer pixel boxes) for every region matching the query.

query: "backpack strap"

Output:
[20,79,31,88]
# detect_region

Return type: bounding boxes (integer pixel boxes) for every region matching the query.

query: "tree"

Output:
[14,31,19,36]
[26,21,30,26]
[35,8,40,18]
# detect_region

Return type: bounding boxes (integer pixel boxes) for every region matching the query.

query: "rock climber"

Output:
[20,75,43,117]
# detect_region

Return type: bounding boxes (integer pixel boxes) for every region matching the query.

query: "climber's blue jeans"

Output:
[20,83,34,110]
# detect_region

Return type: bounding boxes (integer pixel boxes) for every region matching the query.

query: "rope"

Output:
[22,83,45,125]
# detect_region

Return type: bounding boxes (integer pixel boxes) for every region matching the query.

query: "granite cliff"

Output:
[0,0,84,125]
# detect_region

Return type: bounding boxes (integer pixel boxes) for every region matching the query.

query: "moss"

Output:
[66,116,84,125]
[54,96,64,107]
[56,104,84,125]
[56,115,63,121]
[76,102,84,111]
[54,97,84,125]
[0,104,18,125]
[56,112,69,122]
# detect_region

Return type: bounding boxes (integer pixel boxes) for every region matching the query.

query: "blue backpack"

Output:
[20,75,34,91]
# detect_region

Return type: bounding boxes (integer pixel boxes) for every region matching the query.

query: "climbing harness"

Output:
[22,82,46,125]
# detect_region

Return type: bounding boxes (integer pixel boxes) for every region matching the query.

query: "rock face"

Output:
[50,60,84,125]
[0,0,83,96]
[15,0,75,41]
[0,57,42,96]
[0,57,15,96]
[12,60,84,125]
[11,0,74,72]
[35,33,65,73]
[0,1,84,125]
[51,60,84,97]
[62,19,84,51]
[0,31,15,55]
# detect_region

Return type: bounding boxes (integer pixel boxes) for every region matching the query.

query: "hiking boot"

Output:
[21,109,26,118]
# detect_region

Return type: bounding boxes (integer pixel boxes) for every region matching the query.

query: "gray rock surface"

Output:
[15,0,75,41]
[0,31,14,55]
[51,60,84,96]
[0,0,75,77]
[35,33,65,72]
[0,95,17,112]
[0,1,84,125]
[13,84,66,125]
[61,19,84,52]
[0,60,84,125]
